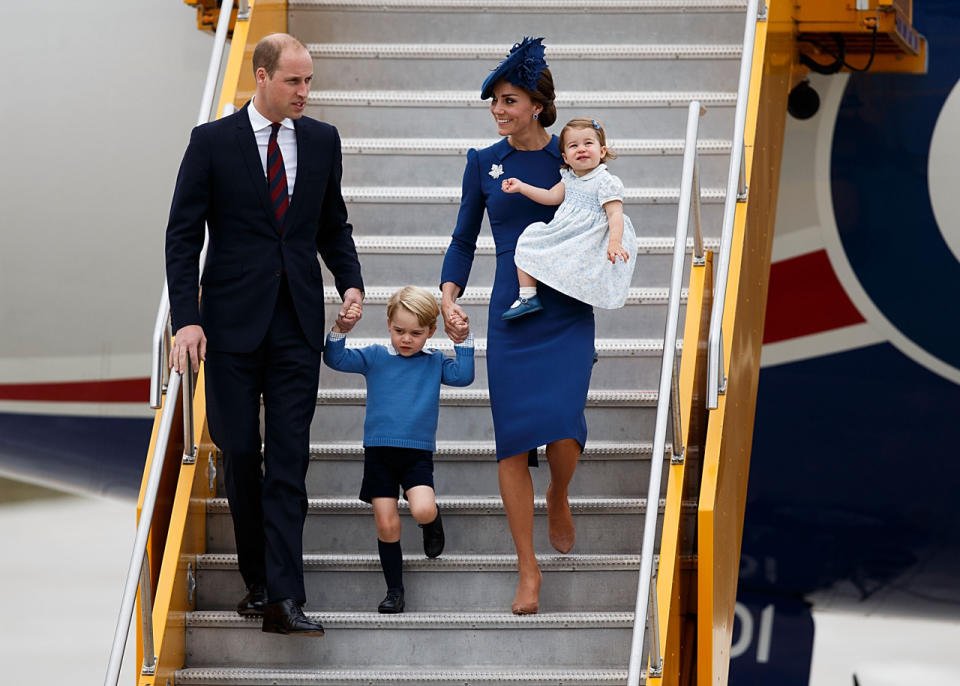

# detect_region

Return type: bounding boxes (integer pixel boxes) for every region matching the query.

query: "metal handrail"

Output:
[104,371,190,685]
[150,0,234,408]
[106,2,236,683]
[706,0,764,409]
[626,101,705,686]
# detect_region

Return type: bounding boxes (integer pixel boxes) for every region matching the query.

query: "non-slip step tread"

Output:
[175,666,633,684]
[311,90,735,107]
[306,440,667,458]
[196,552,642,571]
[186,610,635,628]
[347,234,720,253]
[324,286,686,304]
[308,42,741,59]
[314,388,659,406]
[340,137,731,155]
[207,495,666,514]
[292,0,746,11]
[341,185,725,203]
[329,337,676,354]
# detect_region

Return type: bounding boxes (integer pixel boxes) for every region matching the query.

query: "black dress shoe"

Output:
[420,510,445,558]
[378,588,405,614]
[261,598,325,636]
[236,583,267,616]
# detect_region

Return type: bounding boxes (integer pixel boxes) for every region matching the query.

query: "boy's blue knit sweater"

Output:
[323,332,475,451]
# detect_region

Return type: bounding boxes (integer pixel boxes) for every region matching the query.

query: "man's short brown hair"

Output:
[252,33,308,78]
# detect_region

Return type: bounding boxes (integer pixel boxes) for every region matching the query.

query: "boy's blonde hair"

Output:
[558,117,617,169]
[386,286,440,328]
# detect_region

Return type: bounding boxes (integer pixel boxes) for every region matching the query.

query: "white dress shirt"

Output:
[248,97,297,197]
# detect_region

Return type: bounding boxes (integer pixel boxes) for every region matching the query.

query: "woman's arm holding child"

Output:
[603,200,630,264]
[501,178,565,206]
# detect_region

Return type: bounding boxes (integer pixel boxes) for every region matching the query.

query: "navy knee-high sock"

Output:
[378,539,403,591]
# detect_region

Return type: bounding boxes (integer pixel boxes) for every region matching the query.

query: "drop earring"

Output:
[533,112,539,120]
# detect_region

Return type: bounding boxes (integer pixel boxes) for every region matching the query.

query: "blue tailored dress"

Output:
[441,137,595,464]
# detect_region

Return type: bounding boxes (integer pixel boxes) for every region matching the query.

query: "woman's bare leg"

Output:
[498,452,541,613]
[545,438,581,553]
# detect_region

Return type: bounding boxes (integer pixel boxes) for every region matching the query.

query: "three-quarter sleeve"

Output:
[440,148,486,296]
[597,171,626,207]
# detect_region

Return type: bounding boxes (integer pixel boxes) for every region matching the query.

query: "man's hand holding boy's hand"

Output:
[333,300,363,334]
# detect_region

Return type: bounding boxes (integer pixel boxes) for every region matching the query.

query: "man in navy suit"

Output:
[166,33,363,636]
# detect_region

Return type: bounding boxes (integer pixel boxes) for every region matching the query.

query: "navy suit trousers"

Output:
[204,277,321,604]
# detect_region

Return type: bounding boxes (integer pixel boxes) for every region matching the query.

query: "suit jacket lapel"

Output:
[285,119,311,231]
[235,104,282,235]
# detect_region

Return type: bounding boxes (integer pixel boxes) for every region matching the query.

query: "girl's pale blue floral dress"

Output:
[514,164,637,309]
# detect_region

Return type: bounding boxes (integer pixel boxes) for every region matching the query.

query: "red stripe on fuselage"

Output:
[0,377,150,402]
[764,250,865,344]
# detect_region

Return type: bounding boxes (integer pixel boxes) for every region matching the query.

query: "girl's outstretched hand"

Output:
[607,243,630,264]
[501,178,523,194]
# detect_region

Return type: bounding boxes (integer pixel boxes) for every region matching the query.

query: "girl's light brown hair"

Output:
[558,118,618,169]
[386,286,440,328]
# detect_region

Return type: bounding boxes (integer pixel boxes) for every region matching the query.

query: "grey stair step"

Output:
[176,666,634,685]
[308,91,735,138]
[309,43,740,91]
[317,335,679,390]
[342,136,732,155]
[206,496,689,554]
[339,136,732,186]
[217,440,671,496]
[323,286,685,338]
[306,389,663,443]
[320,235,717,289]
[184,610,634,668]
[344,201,723,238]
[290,0,747,44]
[341,145,731,189]
[196,553,641,612]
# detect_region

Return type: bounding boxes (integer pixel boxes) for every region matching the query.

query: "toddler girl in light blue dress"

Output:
[501,118,638,319]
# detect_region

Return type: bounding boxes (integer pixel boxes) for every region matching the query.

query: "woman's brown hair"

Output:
[520,67,557,128]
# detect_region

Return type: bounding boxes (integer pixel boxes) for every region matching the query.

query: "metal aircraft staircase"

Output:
[107,1,762,685]
[179,3,741,683]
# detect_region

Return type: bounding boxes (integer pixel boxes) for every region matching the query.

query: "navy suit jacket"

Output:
[165,103,363,353]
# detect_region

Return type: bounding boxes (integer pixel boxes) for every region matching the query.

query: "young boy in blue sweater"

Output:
[323,285,474,613]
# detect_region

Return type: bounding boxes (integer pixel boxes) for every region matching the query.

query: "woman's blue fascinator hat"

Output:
[481,37,549,100]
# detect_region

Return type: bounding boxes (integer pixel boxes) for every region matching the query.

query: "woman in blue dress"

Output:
[440,38,594,614]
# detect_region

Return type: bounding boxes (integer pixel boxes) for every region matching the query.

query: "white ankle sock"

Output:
[519,287,537,299]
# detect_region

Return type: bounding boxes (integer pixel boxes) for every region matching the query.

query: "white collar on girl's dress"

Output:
[568,163,607,182]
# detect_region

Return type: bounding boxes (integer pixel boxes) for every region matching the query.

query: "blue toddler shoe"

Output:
[502,295,544,320]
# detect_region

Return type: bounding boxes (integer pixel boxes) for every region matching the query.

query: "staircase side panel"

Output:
[653,252,713,686]
[697,6,792,685]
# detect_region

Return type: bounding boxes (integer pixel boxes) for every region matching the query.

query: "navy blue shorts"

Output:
[359,446,435,503]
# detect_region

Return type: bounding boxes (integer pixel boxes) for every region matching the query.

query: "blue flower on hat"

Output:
[481,37,549,100]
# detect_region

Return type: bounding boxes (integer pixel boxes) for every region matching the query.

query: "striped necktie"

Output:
[267,122,289,230]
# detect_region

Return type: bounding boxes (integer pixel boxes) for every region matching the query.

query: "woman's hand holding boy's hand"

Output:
[333,301,363,334]
[501,178,524,194]
[607,241,630,265]
[441,299,470,344]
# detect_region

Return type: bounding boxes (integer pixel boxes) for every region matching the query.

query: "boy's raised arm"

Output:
[323,331,376,374]
[441,331,475,387]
